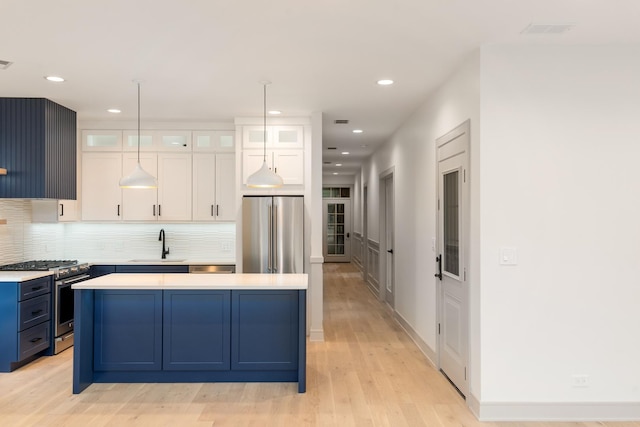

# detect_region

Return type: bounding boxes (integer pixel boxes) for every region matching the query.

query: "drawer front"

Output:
[19,277,51,301]
[18,321,51,360]
[19,293,51,331]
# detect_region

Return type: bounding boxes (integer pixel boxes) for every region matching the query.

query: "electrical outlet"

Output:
[572,374,590,388]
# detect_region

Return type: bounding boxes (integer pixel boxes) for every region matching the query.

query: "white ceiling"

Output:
[2,1,640,176]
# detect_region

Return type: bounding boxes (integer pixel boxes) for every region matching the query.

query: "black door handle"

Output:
[387,249,393,254]
[435,255,442,280]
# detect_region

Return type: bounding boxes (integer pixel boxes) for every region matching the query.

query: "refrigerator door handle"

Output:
[268,203,273,272]
[273,204,278,273]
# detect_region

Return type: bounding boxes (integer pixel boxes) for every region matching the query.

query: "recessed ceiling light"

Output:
[107,109,121,114]
[333,172,339,175]
[335,164,342,167]
[352,129,363,134]
[341,151,349,155]
[45,76,65,82]
[377,79,394,86]
[268,110,281,115]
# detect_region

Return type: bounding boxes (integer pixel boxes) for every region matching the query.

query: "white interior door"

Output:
[323,199,351,262]
[436,120,469,398]
[384,175,394,306]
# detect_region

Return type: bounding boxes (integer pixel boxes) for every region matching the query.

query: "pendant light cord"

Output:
[137,82,141,163]
[263,83,267,162]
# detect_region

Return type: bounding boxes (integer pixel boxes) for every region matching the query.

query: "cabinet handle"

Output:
[31,309,43,316]
[153,205,156,216]
[158,205,161,216]
[59,203,64,217]
[211,205,214,217]
[30,337,42,343]
[117,204,121,216]
[216,204,219,217]
[31,286,43,291]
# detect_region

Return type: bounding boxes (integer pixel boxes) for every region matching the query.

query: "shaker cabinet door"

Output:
[163,290,231,370]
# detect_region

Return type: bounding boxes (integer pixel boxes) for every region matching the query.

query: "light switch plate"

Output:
[500,247,518,265]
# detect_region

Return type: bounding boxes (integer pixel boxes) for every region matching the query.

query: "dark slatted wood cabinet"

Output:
[0,98,77,199]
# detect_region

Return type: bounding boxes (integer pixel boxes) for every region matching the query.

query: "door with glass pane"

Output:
[436,120,469,398]
[323,199,351,262]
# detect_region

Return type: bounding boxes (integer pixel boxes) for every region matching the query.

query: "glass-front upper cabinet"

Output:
[192,130,235,152]
[81,130,123,151]
[122,130,192,151]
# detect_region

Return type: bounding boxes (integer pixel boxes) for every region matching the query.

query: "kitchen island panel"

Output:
[93,290,163,371]
[163,290,230,370]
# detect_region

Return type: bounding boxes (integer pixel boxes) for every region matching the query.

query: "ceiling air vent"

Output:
[334,119,349,124]
[327,147,337,150]
[521,24,574,35]
[0,60,13,70]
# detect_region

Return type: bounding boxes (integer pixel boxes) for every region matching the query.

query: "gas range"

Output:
[0,260,90,279]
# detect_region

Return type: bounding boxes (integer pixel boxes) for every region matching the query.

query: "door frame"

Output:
[322,198,352,262]
[379,167,395,304]
[435,120,470,399]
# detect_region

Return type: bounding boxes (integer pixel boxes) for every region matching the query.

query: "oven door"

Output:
[54,274,90,338]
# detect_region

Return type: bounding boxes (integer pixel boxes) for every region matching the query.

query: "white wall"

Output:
[360,50,481,390]
[479,45,640,410]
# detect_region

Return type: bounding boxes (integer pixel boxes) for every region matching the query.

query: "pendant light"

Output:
[246,81,283,188]
[119,81,158,189]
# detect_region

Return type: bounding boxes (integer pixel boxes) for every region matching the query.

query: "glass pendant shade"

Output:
[247,161,284,188]
[119,162,158,188]
[246,81,283,189]
[119,81,157,189]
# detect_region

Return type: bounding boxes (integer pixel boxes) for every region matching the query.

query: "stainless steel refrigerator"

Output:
[242,196,304,273]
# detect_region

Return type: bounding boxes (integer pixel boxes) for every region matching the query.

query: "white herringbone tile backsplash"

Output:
[0,201,236,265]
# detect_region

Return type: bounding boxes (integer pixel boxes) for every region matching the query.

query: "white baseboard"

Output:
[309,328,325,342]
[393,311,437,367]
[477,401,640,421]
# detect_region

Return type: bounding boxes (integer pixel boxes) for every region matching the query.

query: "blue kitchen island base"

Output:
[73,288,306,394]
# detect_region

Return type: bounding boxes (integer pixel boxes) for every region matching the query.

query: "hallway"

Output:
[1,264,638,426]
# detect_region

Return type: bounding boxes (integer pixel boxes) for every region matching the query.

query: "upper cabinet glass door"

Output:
[82,130,123,151]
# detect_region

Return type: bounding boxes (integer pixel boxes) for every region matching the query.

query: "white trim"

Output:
[309,328,325,342]
[477,401,640,421]
[393,311,437,367]
[310,255,324,264]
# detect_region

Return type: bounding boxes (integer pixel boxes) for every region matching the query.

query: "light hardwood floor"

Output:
[0,263,637,426]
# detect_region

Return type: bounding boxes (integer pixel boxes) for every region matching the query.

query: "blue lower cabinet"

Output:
[115,265,189,273]
[94,290,163,371]
[163,290,230,370]
[231,290,299,371]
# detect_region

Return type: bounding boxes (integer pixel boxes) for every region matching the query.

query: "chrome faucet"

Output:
[159,229,170,259]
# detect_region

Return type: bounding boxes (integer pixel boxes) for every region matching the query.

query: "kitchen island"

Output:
[72,273,307,393]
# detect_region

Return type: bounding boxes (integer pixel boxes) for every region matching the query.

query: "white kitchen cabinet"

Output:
[242,149,304,186]
[241,125,303,149]
[82,130,123,151]
[122,153,192,221]
[81,152,123,221]
[192,153,236,221]
[123,130,192,152]
[31,200,78,223]
[193,131,235,152]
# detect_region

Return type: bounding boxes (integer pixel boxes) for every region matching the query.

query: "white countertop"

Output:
[0,271,53,282]
[72,273,308,290]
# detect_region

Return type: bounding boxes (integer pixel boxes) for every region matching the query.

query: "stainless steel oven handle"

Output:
[58,274,91,285]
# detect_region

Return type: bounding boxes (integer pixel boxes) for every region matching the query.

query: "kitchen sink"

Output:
[128,259,186,263]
